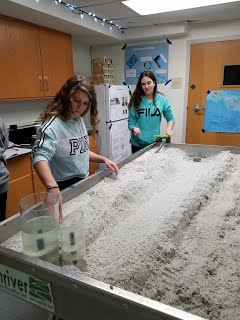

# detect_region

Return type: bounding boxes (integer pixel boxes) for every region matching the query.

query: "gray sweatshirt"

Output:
[0,118,9,193]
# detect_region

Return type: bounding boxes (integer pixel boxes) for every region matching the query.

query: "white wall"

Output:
[91,20,240,143]
[0,100,47,129]
[72,36,92,79]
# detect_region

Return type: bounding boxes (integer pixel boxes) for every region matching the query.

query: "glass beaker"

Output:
[19,192,60,264]
[60,211,86,266]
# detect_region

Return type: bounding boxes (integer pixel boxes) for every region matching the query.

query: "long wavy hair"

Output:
[38,75,99,133]
[128,71,158,112]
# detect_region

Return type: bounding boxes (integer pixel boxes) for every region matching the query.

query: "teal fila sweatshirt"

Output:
[128,93,175,148]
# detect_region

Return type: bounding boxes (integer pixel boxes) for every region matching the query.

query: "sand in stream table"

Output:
[62,147,240,320]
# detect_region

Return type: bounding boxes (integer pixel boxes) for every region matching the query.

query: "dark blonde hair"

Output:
[128,71,158,112]
[38,75,99,133]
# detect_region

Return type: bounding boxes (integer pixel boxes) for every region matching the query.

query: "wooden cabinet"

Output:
[38,28,73,97]
[6,154,34,218]
[32,171,46,194]
[0,16,73,100]
[6,153,46,218]
[89,134,99,175]
[0,17,42,99]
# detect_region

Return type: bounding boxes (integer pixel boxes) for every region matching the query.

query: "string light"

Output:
[51,0,122,31]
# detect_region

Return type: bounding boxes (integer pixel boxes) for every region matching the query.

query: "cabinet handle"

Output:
[44,75,49,91]
[39,75,44,91]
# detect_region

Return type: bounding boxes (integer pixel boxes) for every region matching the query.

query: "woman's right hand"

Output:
[132,127,141,136]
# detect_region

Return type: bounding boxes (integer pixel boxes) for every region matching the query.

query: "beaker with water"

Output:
[19,192,60,264]
[60,211,86,266]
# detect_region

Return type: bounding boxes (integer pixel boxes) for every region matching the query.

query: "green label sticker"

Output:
[0,264,55,313]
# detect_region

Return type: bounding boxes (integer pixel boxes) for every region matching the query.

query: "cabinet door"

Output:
[89,147,98,175]
[6,175,34,218]
[38,28,74,97]
[7,153,32,181]
[6,154,33,218]
[32,171,46,193]
[0,17,43,99]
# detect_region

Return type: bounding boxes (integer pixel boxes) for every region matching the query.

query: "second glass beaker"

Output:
[60,210,86,266]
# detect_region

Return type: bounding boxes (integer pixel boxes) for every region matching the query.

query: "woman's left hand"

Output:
[104,159,119,176]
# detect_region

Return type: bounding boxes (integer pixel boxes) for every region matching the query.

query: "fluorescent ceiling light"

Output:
[122,0,239,15]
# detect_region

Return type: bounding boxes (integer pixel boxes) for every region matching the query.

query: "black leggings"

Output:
[131,144,143,154]
[57,177,83,191]
[0,191,7,222]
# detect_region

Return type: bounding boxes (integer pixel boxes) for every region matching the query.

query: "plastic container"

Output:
[19,192,60,264]
[60,210,86,266]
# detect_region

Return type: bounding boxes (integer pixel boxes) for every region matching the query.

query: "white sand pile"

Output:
[63,146,240,320]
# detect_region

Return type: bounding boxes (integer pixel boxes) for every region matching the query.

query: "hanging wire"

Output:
[52,0,123,31]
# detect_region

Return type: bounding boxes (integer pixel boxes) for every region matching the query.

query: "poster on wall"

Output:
[124,43,169,85]
[204,90,240,133]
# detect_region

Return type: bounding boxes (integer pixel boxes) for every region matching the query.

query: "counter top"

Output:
[4,147,32,160]
[5,129,95,161]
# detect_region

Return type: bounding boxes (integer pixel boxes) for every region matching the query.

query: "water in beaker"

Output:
[19,192,60,264]
[22,215,59,263]
[60,211,86,266]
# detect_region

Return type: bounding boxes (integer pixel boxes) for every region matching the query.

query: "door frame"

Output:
[183,34,240,143]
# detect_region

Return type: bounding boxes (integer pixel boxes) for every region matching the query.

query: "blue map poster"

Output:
[204,90,240,133]
[124,43,169,85]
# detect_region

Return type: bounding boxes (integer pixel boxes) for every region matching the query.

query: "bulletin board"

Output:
[124,42,169,85]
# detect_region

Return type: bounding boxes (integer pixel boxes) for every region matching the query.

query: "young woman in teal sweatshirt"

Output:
[128,71,175,153]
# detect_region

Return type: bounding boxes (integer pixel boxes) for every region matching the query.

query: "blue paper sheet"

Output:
[204,90,240,133]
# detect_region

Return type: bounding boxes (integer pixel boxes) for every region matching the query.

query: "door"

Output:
[38,28,74,97]
[186,39,240,146]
